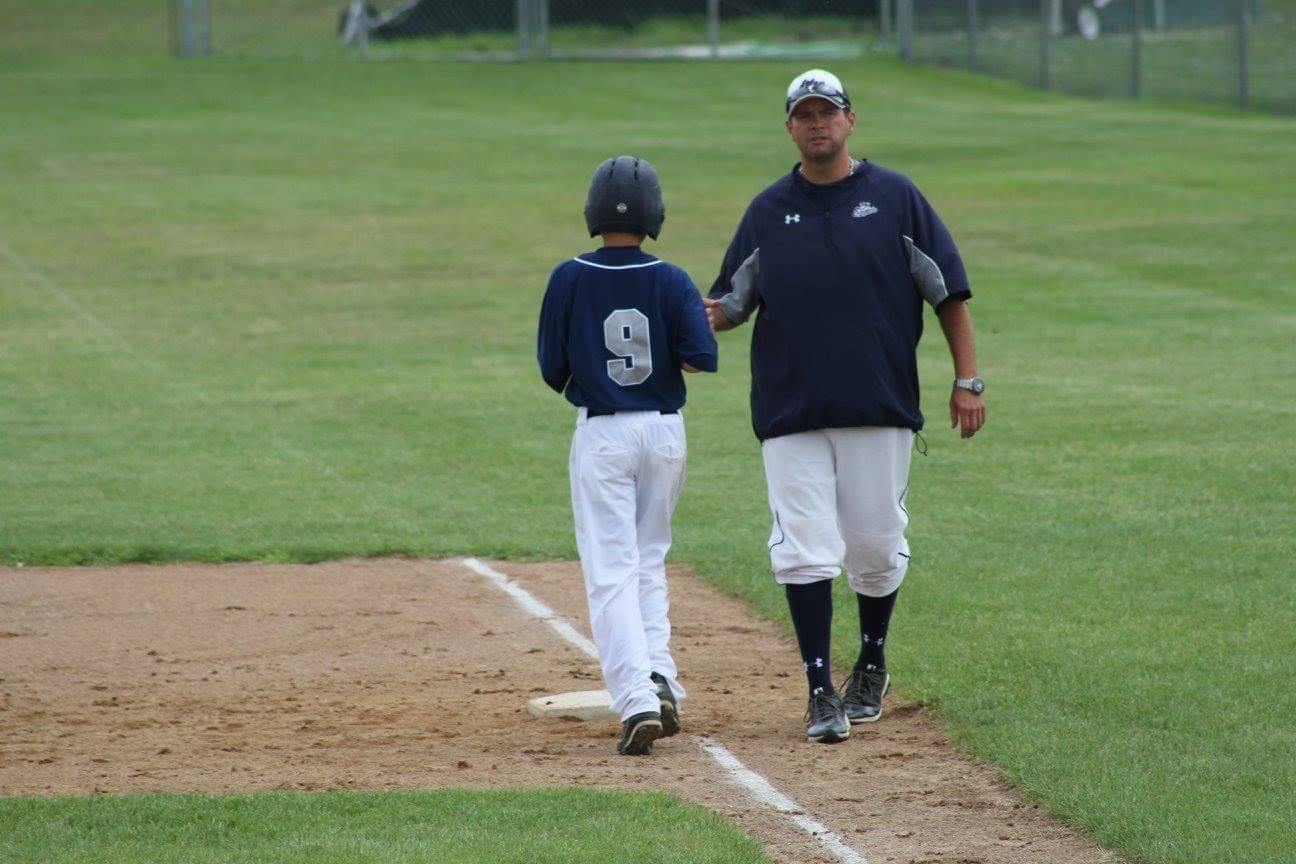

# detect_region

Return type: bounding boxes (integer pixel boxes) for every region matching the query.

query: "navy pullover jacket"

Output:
[538,246,718,413]
[709,160,970,441]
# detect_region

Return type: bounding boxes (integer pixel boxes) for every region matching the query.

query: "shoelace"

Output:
[805,690,838,724]
[843,669,880,701]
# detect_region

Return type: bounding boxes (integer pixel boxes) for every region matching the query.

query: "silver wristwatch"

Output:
[953,377,985,395]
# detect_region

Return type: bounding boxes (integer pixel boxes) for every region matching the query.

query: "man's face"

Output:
[785,98,855,163]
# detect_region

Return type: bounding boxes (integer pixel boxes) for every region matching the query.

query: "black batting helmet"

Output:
[583,156,665,240]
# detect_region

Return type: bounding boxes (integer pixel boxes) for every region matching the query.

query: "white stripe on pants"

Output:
[762,426,912,596]
[570,409,686,721]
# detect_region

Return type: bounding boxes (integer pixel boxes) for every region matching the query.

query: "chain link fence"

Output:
[897,0,1294,112]
[171,0,1293,113]
[173,0,879,60]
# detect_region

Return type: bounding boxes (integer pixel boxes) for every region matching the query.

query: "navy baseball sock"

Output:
[785,580,834,694]
[855,587,899,671]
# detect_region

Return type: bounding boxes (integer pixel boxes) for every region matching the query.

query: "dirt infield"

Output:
[1,558,1117,864]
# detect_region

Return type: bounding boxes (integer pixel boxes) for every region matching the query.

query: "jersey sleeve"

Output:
[675,273,719,373]
[707,204,761,325]
[902,184,972,310]
[536,265,572,394]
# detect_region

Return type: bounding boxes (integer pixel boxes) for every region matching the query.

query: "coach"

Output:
[706,69,986,743]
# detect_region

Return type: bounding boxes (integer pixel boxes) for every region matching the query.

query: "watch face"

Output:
[971,378,984,395]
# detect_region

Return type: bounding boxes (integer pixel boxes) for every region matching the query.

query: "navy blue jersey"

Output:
[709,161,971,440]
[538,246,718,413]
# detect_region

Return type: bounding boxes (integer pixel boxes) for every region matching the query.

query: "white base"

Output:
[527,689,616,721]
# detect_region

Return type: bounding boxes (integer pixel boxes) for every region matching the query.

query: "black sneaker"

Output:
[651,672,680,738]
[804,687,850,743]
[617,711,663,756]
[842,666,890,724]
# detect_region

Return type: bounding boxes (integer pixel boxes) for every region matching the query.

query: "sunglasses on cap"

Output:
[785,76,851,117]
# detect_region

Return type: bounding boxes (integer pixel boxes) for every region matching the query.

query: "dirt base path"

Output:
[1,559,1116,864]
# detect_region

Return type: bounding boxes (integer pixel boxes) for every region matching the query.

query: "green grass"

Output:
[0,789,767,863]
[2,25,1296,864]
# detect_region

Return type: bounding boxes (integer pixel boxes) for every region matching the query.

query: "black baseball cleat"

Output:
[650,672,680,737]
[804,687,850,743]
[842,666,890,724]
[617,711,663,756]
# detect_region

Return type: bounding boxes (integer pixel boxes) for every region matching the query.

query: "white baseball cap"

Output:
[785,69,851,117]
[787,68,850,116]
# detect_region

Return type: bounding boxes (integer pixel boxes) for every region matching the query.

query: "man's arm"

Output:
[936,299,986,439]
[706,210,761,332]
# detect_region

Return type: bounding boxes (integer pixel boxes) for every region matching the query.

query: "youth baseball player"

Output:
[537,156,719,755]
[705,70,987,743]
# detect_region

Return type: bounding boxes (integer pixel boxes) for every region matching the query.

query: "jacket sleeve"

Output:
[902,183,972,310]
[675,273,719,373]
[536,266,571,393]
[707,205,761,325]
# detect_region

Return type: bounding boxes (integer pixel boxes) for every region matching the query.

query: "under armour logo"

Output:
[804,657,824,670]
[785,213,801,225]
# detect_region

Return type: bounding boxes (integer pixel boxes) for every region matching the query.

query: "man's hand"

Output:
[950,388,986,439]
[703,298,738,332]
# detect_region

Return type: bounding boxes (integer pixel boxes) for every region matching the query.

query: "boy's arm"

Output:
[536,273,571,393]
[677,278,719,374]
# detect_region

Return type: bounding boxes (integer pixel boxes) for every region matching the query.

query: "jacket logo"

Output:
[784,213,801,224]
[852,201,878,218]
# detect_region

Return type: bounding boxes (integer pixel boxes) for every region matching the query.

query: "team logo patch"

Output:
[785,213,801,225]
[852,201,878,219]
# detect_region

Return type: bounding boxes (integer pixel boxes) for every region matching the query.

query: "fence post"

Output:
[516,0,529,58]
[897,0,913,61]
[1237,0,1250,107]
[708,0,720,59]
[1038,0,1050,89]
[173,0,212,57]
[880,0,892,39]
[1131,0,1142,98]
[537,0,549,57]
[967,0,978,72]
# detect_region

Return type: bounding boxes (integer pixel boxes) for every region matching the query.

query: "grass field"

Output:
[2,7,1296,863]
[0,789,765,863]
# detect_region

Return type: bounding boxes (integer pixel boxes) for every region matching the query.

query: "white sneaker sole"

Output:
[807,726,851,743]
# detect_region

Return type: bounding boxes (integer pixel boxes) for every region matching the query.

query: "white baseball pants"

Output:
[761,427,913,596]
[570,408,687,721]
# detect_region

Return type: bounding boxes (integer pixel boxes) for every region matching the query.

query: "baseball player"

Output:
[537,156,718,755]
[705,70,986,743]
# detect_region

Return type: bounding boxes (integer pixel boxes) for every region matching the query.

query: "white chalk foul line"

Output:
[1,238,144,358]
[458,557,871,864]
[459,557,599,660]
[698,736,869,864]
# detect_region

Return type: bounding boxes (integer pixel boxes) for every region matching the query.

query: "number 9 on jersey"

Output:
[604,308,653,386]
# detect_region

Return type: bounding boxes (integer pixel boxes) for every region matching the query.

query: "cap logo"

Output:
[615,202,628,213]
